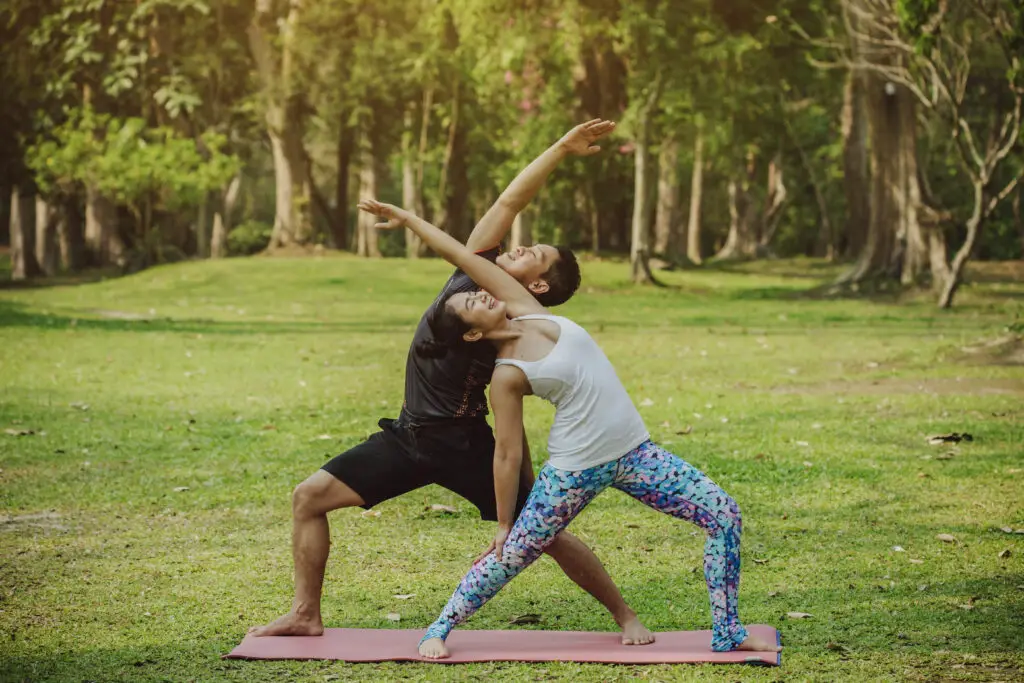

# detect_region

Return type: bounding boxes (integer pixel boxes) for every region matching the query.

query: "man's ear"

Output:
[527,280,550,295]
[463,329,484,343]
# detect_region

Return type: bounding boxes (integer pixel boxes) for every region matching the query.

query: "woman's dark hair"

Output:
[413,292,472,359]
[535,246,581,307]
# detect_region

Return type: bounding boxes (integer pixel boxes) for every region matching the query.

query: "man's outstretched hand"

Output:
[558,118,616,157]
[357,198,406,230]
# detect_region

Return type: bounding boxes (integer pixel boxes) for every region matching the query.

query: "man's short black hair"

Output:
[535,246,581,307]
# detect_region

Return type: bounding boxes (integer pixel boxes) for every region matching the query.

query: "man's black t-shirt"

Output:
[400,246,500,424]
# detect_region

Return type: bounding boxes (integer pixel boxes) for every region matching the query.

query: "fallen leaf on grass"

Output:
[261,424,277,431]
[1000,526,1014,533]
[393,594,416,600]
[69,402,90,411]
[428,504,457,513]
[510,614,541,625]
[624,523,640,529]
[786,612,813,619]
[314,434,333,441]
[753,558,769,565]
[767,591,778,598]
[4,428,34,436]
[385,613,401,622]
[909,559,924,565]
[998,549,1012,559]
[639,398,654,407]
[927,432,973,445]
[361,510,381,518]
[676,425,693,435]
[892,546,905,552]
[936,533,958,544]
[172,487,190,493]
[826,642,851,654]
[802,461,814,467]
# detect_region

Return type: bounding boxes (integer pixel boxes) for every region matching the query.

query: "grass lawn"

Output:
[1,254,1022,682]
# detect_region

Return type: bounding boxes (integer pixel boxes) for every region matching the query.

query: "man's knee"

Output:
[292,470,364,519]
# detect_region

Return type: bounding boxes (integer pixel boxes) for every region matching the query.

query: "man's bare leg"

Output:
[249,470,365,636]
[544,531,655,645]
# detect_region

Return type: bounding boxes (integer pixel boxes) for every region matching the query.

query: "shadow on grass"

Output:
[0,300,414,335]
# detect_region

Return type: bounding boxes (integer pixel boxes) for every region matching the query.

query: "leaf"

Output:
[1000,527,1014,533]
[428,504,457,513]
[998,549,1011,559]
[361,510,381,518]
[787,612,813,619]
[385,612,401,622]
[892,546,905,552]
[70,402,90,411]
[936,533,958,543]
[639,398,654,407]
[909,559,924,564]
[510,614,541,625]
[393,594,416,600]
[802,461,814,467]
[173,486,189,493]
[314,434,333,440]
[796,441,810,447]
[676,425,693,435]
[825,642,851,653]
[753,558,769,565]
[4,428,34,436]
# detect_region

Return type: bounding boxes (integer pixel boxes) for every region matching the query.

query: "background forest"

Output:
[2,0,1022,308]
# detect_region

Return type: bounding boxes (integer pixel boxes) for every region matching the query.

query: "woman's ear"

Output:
[463,329,484,343]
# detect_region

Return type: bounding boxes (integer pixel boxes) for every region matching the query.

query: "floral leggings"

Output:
[421,440,748,651]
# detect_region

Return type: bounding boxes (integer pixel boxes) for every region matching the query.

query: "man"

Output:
[251,119,653,645]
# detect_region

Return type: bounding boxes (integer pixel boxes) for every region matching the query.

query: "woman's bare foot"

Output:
[418,637,449,659]
[620,615,656,646]
[736,632,782,652]
[248,610,324,637]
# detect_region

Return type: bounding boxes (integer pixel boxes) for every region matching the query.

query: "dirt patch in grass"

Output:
[0,511,69,533]
[957,335,1024,366]
[771,377,1024,396]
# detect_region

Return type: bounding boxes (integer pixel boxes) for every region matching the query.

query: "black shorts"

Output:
[322,417,530,521]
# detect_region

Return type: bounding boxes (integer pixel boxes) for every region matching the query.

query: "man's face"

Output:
[495,244,560,287]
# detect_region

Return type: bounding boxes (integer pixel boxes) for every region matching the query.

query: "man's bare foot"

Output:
[736,632,782,652]
[620,615,656,646]
[248,610,324,637]
[418,637,449,659]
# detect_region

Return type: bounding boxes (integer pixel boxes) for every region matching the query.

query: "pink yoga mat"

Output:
[226,624,781,665]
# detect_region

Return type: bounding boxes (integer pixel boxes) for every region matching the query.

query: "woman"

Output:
[358,198,781,659]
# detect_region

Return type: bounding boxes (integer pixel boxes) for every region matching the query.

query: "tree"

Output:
[839,0,1023,306]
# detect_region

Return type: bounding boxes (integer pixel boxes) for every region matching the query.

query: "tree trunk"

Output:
[356,122,380,257]
[841,67,870,260]
[249,0,313,250]
[335,113,354,251]
[654,135,679,256]
[841,71,903,283]
[896,92,928,286]
[34,195,59,275]
[84,185,124,266]
[686,129,704,264]
[211,174,241,259]
[1014,184,1023,257]
[716,156,760,260]
[758,153,788,253]
[402,111,422,258]
[57,197,84,271]
[9,188,40,280]
[511,210,533,249]
[630,104,655,283]
[938,182,985,308]
[196,192,209,258]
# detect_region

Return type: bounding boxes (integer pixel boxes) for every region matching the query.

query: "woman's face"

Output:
[446,290,507,337]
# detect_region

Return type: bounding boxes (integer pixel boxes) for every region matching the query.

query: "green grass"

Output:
[1,254,1022,682]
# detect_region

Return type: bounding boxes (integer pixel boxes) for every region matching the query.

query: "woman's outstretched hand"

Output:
[558,118,616,156]
[473,524,511,566]
[357,198,407,230]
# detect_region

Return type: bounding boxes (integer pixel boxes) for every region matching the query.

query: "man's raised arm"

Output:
[464,119,615,253]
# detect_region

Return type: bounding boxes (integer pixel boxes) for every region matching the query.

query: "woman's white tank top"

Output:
[495,314,649,471]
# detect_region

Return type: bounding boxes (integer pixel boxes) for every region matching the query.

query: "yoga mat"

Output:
[226,624,781,665]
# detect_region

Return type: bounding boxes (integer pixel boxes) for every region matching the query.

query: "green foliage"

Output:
[26,107,240,213]
[227,219,273,256]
